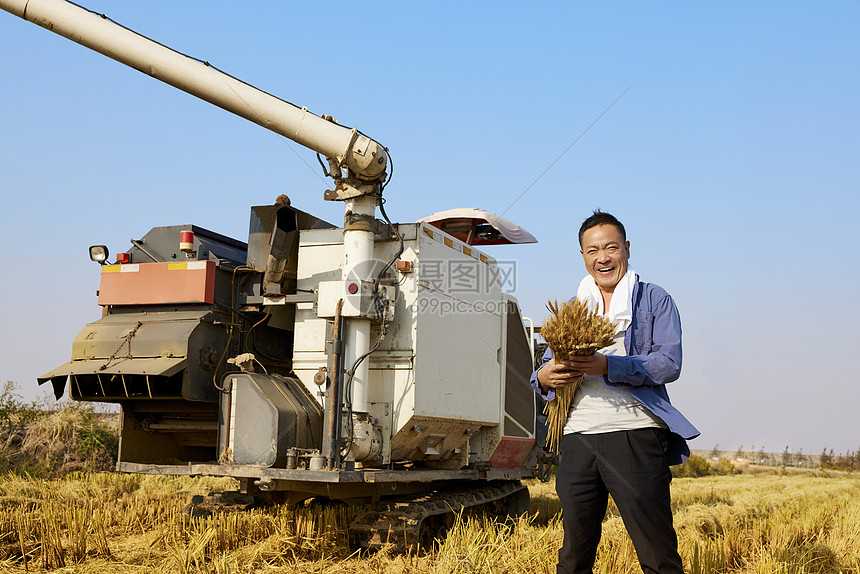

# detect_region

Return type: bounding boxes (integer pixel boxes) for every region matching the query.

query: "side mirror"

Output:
[89,245,109,265]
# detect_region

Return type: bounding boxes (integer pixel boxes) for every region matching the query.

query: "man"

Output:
[531,210,699,574]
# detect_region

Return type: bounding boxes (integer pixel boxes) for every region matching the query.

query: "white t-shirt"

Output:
[563,330,666,435]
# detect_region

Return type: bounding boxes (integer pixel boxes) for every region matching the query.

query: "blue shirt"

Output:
[531,280,700,465]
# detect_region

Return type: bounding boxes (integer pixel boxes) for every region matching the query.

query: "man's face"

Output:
[580,223,630,294]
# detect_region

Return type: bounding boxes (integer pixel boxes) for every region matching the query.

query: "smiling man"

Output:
[531,210,699,574]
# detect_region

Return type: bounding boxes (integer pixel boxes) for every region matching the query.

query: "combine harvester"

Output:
[1,0,551,549]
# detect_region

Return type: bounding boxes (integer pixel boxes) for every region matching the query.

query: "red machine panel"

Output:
[97,261,215,305]
[490,437,535,468]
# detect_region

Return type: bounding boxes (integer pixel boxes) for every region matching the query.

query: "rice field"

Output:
[0,466,858,573]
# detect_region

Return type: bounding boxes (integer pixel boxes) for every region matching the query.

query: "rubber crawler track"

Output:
[349,480,529,551]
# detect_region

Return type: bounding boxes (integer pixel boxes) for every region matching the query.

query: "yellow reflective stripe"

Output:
[422,224,496,265]
[168,262,188,271]
[105,264,139,273]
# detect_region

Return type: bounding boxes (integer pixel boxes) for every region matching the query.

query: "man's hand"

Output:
[568,353,608,377]
[537,361,584,391]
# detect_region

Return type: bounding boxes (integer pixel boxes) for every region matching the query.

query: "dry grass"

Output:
[18,408,117,477]
[0,385,118,479]
[0,468,858,573]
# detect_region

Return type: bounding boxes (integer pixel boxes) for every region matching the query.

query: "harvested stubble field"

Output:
[0,467,858,573]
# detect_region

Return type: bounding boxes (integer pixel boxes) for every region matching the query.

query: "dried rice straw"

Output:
[541,298,616,454]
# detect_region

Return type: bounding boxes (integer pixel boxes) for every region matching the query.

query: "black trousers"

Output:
[555,429,683,574]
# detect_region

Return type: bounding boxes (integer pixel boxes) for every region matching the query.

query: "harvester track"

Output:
[349,480,529,551]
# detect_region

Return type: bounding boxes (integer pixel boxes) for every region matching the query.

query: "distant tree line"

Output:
[820,447,860,471]
[694,444,860,472]
[699,444,825,469]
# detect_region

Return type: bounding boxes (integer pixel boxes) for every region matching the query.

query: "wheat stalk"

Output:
[541,298,616,454]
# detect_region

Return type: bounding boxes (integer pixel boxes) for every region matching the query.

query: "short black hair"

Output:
[578,210,626,247]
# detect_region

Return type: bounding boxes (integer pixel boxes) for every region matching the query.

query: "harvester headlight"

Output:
[89,245,109,265]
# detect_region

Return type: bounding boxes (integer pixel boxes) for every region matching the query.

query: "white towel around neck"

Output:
[575,268,637,334]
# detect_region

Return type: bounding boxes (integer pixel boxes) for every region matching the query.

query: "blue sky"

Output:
[1,2,858,455]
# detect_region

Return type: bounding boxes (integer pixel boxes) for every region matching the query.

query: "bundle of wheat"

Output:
[540,298,616,454]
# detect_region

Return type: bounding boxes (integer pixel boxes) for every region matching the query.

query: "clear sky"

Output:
[1,2,858,456]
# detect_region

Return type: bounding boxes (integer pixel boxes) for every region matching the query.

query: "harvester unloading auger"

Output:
[1,0,548,549]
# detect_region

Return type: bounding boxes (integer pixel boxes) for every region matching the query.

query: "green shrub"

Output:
[673,454,712,478]
[75,406,120,460]
[0,380,56,426]
[710,457,735,476]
